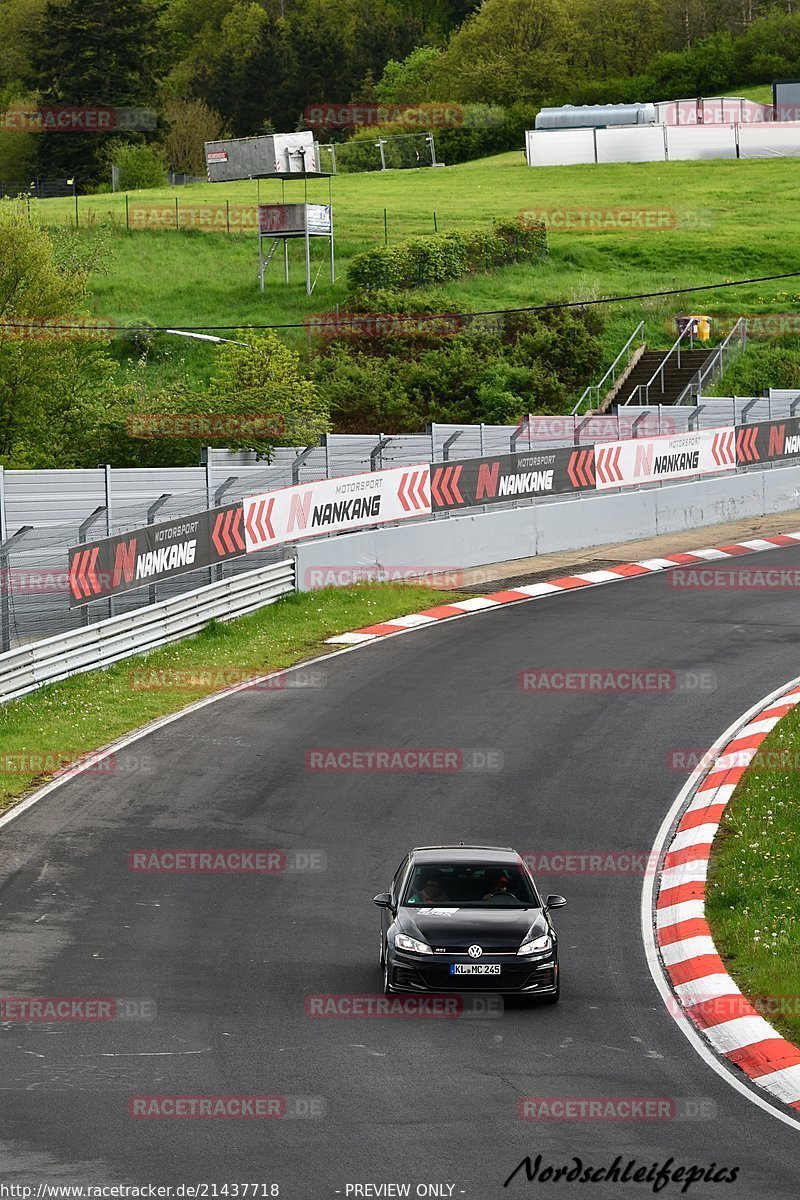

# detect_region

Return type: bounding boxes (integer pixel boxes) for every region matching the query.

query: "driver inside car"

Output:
[409,871,450,904]
[483,871,516,900]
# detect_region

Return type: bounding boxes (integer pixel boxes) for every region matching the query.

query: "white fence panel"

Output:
[595,126,666,163]
[666,125,737,161]
[738,123,800,158]
[526,128,596,166]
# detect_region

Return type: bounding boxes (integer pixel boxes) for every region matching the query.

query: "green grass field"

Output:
[21,150,800,392]
[706,706,800,1045]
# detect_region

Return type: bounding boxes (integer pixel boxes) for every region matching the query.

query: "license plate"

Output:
[450,964,501,975]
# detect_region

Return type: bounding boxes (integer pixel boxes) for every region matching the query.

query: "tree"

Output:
[28,0,164,186]
[204,331,330,455]
[0,0,48,92]
[375,46,444,103]
[0,201,125,467]
[435,0,580,105]
[162,98,228,174]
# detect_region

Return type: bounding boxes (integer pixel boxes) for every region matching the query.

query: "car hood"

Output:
[399,906,547,951]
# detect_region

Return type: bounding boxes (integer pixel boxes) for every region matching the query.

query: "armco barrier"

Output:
[294,460,800,585]
[0,558,294,704]
[61,414,800,609]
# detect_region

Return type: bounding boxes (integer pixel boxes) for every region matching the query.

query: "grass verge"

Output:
[0,582,465,816]
[706,704,800,1044]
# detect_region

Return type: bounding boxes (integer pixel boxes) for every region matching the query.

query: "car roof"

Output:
[411,845,521,864]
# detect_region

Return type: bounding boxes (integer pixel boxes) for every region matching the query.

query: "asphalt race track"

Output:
[2,542,800,1198]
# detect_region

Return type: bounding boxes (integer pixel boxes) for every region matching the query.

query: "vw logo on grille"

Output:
[468,944,483,958]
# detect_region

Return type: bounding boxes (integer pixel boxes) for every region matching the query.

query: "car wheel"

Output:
[379,934,385,968]
[382,957,393,995]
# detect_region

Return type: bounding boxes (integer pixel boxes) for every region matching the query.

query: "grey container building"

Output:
[204,133,322,181]
[534,104,657,130]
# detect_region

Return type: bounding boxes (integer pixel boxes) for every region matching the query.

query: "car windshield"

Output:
[402,862,538,908]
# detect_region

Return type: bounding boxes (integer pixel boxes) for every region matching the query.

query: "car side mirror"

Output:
[373,893,392,908]
[545,894,567,910]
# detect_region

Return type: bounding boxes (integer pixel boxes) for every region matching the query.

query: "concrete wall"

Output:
[294,464,800,589]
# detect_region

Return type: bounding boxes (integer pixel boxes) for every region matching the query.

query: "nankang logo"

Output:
[468,945,483,959]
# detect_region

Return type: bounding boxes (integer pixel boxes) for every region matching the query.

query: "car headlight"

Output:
[517,934,552,956]
[395,933,433,955]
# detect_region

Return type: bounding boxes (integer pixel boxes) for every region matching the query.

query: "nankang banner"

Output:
[594,427,735,491]
[736,417,800,465]
[68,502,246,607]
[429,446,595,512]
[243,465,431,553]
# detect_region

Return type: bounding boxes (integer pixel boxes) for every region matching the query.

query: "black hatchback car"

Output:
[374,845,566,999]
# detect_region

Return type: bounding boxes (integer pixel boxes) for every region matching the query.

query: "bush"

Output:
[347,219,546,293]
[107,140,167,191]
[310,306,604,433]
[708,338,800,396]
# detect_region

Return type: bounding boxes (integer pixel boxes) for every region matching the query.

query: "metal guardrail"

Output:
[675,318,748,405]
[0,558,294,704]
[623,324,695,406]
[572,322,645,414]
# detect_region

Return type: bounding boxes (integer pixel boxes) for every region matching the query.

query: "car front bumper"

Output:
[388,953,558,995]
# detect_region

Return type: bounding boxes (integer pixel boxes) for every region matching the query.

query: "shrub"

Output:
[310,305,603,433]
[347,219,546,293]
[106,140,167,191]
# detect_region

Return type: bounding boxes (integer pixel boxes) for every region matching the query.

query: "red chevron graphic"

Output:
[212,513,226,555]
[430,465,463,508]
[212,506,247,556]
[567,448,596,488]
[230,507,245,550]
[86,546,100,594]
[398,469,429,512]
[712,429,735,467]
[245,497,276,545]
[69,546,103,601]
[736,425,760,464]
[595,445,623,484]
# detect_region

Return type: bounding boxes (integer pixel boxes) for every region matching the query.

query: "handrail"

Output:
[572,321,645,414]
[623,323,695,406]
[674,318,747,406]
